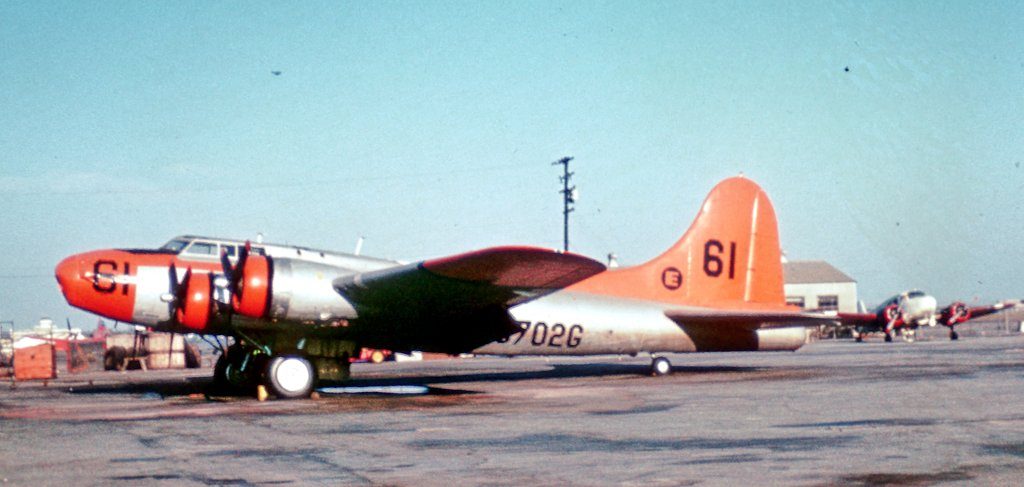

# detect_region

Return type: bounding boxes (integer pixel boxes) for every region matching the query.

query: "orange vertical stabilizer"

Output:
[570,176,786,308]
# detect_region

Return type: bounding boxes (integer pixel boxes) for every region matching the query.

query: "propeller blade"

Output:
[168,262,180,294]
[230,241,251,301]
[177,267,193,315]
[220,247,234,283]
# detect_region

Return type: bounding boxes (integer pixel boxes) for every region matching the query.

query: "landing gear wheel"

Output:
[104,346,127,371]
[213,345,263,394]
[265,355,315,399]
[950,330,959,341]
[884,333,893,343]
[651,356,672,376]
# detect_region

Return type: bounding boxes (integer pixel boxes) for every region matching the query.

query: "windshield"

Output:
[907,290,926,298]
[160,239,190,253]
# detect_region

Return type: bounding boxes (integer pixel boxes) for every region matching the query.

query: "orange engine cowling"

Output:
[233,255,271,318]
[176,271,214,331]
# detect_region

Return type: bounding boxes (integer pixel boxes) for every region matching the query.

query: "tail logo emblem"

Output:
[661,267,683,290]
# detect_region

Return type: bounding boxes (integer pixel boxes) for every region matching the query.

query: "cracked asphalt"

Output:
[2,336,1024,485]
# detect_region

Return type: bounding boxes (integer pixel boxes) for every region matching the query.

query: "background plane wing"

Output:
[664,307,838,331]
[334,246,606,353]
[835,312,883,329]
[941,299,1021,326]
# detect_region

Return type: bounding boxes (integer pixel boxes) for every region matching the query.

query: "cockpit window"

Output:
[184,242,217,256]
[907,291,926,298]
[160,239,190,253]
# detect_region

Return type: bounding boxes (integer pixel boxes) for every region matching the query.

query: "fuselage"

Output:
[876,290,939,329]
[56,235,808,356]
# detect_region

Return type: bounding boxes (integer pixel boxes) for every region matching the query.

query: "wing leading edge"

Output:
[334,246,606,353]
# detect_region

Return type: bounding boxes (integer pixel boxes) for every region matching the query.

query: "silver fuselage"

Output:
[127,236,807,354]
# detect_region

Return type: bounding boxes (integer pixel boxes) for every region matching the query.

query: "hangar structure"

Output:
[783,260,858,313]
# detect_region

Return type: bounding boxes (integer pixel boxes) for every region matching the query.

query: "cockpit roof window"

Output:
[907,290,926,298]
[184,241,217,256]
[160,239,190,253]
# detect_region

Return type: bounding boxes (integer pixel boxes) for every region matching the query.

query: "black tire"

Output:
[103,346,127,371]
[184,343,201,369]
[213,353,229,386]
[213,346,252,394]
[884,333,893,343]
[265,355,315,399]
[950,330,959,341]
[651,356,672,376]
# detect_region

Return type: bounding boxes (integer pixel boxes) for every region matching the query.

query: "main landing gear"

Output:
[212,341,331,400]
[265,355,316,399]
[949,330,959,341]
[651,355,672,376]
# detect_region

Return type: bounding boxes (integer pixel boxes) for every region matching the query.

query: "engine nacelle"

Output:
[176,271,214,331]
[233,254,272,319]
[233,256,357,323]
[882,303,901,325]
[944,301,970,326]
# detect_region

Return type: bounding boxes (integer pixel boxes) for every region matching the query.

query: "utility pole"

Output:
[553,156,575,252]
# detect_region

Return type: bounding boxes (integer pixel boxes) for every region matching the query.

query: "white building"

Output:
[783,261,858,313]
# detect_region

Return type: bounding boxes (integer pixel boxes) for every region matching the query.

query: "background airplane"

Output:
[55,177,836,398]
[838,290,1019,342]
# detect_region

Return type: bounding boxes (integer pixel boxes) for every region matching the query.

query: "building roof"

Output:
[784,260,856,285]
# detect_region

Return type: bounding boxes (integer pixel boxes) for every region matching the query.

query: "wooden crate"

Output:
[14,343,56,380]
[146,334,186,369]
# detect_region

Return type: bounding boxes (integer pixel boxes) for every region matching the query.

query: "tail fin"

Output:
[570,176,786,307]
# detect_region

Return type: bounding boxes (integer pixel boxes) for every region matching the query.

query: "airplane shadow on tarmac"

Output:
[67,362,762,399]
[341,362,760,388]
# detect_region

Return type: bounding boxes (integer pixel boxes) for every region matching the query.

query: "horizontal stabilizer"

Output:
[665,307,837,331]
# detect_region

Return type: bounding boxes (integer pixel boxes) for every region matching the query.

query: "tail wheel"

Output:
[950,330,959,340]
[265,355,315,399]
[651,356,672,376]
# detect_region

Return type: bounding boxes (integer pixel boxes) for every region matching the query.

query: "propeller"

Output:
[164,262,192,320]
[162,261,212,330]
[220,241,251,306]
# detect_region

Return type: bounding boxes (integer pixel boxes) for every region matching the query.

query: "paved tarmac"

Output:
[2,336,1024,486]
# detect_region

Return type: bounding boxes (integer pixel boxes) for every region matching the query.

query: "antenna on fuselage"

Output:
[354,236,365,256]
[256,233,264,244]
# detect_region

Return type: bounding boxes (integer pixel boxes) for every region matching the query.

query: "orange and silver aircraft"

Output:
[56,176,836,398]
[839,290,1019,342]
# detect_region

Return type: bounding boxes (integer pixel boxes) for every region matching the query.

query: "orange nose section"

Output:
[54,255,80,300]
[54,250,137,322]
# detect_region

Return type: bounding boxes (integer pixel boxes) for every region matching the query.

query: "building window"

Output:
[786,296,805,308]
[817,295,839,311]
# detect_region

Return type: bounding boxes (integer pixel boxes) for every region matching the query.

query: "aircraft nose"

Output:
[54,254,81,298]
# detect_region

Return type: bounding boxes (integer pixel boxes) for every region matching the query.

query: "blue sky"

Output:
[1,1,1021,329]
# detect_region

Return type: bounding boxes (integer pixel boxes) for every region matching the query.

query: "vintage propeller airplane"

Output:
[56,176,837,398]
[840,290,1018,342]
